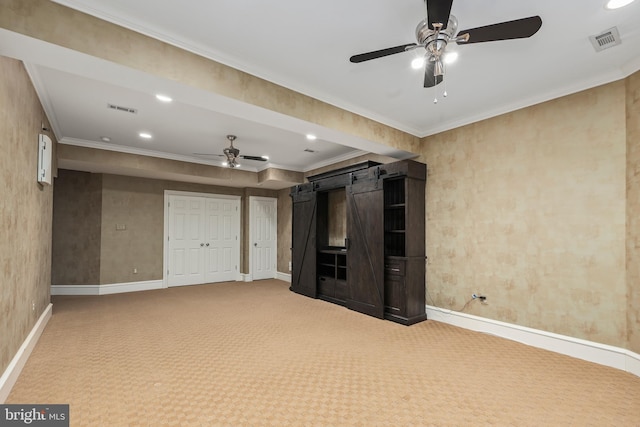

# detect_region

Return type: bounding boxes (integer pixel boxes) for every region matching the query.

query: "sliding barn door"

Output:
[346,178,384,318]
[291,191,317,298]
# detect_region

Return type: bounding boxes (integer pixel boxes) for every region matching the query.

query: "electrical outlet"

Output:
[288,261,292,272]
[32,301,35,311]
[133,268,138,274]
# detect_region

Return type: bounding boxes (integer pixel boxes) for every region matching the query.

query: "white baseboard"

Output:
[50,285,98,295]
[51,280,163,296]
[426,305,640,378]
[628,351,640,377]
[0,303,52,403]
[276,272,291,283]
[240,274,252,282]
[99,280,164,295]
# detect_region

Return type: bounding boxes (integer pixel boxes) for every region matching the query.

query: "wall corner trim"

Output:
[0,303,53,403]
[276,272,292,283]
[425,305,640,378]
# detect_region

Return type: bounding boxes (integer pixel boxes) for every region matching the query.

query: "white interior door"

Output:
[166,192,240,287]
[204,198,239,283]
[167,195,206,287]
[250,197,277,280]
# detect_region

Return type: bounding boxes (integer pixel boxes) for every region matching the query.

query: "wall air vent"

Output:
[107,103,138,114]
[304,148,316,153]
[589,27,621,52]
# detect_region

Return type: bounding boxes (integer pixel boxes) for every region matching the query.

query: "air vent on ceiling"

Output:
[107,103,138,114]
[589,27,621,52]
[304,148,316,153]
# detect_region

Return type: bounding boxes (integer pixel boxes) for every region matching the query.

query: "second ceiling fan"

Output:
[194,135,268,168]
[350,0,542,88]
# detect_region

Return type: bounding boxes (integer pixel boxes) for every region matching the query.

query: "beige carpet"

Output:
[7,280,640,426]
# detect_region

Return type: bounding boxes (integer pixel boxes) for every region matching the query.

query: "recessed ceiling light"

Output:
[100,136,111,142]
[155,94,173,103]
[306,134,317,141]
[139,132,152,139]
[606,0,635,8]
[411,57,425,69]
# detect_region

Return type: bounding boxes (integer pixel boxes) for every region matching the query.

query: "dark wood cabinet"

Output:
[383,175,426,325]
[317,248,348,304]
[290,160,426,325]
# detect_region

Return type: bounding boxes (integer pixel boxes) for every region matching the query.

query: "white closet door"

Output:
[204,198,239,283]
[251,197,277,280]
[167,195,206,286]
[166,192,240,287]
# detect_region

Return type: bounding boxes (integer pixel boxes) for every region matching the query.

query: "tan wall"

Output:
[627,71,640,353]
[52,170,102,285]
[328,189,347,247]
[100,175,281,283]
[304,153,399,180]
[420,81,628,347]
[0,56,55,374]
[277,188,292,274]
[52,172,280,284]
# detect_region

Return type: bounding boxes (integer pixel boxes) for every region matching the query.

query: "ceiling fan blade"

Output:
[350,43,416,63]
[426,0,454,30]
[457,16,542,44]
[423,60,444,88]
[240,155,268,162]
[193,153,223,157]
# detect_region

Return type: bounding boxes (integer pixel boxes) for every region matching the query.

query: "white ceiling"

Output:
[2,0,640,173]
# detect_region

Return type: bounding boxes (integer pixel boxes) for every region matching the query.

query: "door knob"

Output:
[254,243,258,247]
[206,243,210,247]
[200,243,204,247]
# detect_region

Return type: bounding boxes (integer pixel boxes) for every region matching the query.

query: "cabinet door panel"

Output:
[384,274,406,315]
[291,192,317,298]
[346,181,384,318]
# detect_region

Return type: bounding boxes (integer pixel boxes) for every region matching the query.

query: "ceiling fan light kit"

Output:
[606,0,636,9]
[349,0,543,99]
[194,134,269,168]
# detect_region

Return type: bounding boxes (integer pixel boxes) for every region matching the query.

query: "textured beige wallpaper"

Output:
[52,170,102,285]
[0,56,54,374]
[627,71,640,354]
[277,188,292,274]
[328,189,347,247]
[51,173,279,284]
[304,153,399,179]
[421,81,628,347]
[99,174,280,284]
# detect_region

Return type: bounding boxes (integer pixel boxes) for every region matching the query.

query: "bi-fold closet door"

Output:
[166,193,240,287]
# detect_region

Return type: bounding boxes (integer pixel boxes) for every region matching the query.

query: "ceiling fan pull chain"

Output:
[443,79,448,98]
[433,85,438,104]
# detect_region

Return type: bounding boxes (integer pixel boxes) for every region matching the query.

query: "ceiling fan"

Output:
[193,135,268,168]
[350,0,542,89]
